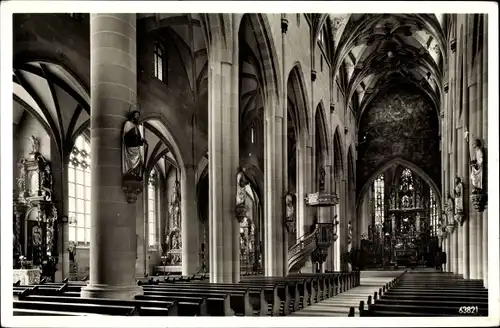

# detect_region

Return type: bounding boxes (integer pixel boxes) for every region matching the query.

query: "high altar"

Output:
[13,137,59,283]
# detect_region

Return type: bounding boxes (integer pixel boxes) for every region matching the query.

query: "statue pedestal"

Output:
[13,268,41,285]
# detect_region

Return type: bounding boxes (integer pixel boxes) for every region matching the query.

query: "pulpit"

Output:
[13,141,59,282]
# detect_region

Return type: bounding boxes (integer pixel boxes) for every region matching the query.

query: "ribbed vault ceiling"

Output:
[332,14,446,119]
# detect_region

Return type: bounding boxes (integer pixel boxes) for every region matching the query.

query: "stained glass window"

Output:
[68,135,91,244]
[148,169,157,248]
[373,174,385,224]
[429,188,438,236]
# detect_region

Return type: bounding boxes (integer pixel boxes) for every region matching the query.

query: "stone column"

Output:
[281,16,289,276]
[338,178,347,271]
[50,143,69,282]
[208,23,238,283]
[81,13,142,299]
[296,145,307,239]
[135,191,145,276]
[232,17,242,283]
[181,165,199,275]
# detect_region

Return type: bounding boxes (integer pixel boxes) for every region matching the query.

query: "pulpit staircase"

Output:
[288,223,335,273]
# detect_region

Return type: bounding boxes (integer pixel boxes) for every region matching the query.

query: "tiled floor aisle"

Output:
[289,270,404,317]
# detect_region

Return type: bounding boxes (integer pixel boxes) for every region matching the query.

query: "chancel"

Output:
[7,11,492,318]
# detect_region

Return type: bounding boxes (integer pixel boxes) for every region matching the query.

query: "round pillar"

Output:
[181,165,199,275]
[81,13,142,299]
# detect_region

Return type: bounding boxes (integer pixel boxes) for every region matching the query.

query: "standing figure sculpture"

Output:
[169,180,181,228]
[453,176,464,215]
[319,167,326,191]
[284,191,296,232]
[285,192,295,219]
[444,193,455,224]
[122,110,148,180]
[30,135,40,155]
[236,167,249,206]
[465,130,484,194]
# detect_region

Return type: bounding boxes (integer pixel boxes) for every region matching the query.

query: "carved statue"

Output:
[347,221,353,244]
[319,167,326,191]
[453,176,464,215]
[30,135,40,155]
[444,193,455,223]
[169,180,181,228]
[285,191,295,220]
[122,110,148,180]
[465,130,484,194]
[236,167,249,206]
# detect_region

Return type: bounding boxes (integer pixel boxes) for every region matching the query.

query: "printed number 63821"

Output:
[458,306,479,314]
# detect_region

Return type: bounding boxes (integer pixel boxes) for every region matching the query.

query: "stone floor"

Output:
[289,269,405,317]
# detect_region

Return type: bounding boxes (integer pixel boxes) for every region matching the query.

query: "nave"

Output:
[5,8,493,321]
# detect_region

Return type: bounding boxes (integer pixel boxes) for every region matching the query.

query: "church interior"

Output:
[8,12,492,318]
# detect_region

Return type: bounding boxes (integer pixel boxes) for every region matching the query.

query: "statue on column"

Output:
[347,221,353,245]
[464,130,485,194]
[319,167,326,191]
[122,109,148,180]
[235,167,249,222]
[284,191,296,233]
[444,193,455,224]
[452,176,465,224]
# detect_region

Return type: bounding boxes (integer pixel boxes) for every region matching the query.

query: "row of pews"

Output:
[13,271,360,316]
[351,269,488,317]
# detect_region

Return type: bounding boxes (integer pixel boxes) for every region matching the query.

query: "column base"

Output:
[81,283,143,300]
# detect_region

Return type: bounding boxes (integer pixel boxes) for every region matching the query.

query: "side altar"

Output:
[13,136,59,282]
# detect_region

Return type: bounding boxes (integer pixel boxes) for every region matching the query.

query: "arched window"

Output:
[68,135,91,244]
[251,126,254,144]
[373,174,385,224]
[429,188,438,236]
[153,41,166,82]
[148,169,158,248]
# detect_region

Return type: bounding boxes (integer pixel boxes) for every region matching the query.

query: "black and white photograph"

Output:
[0,1,498,327]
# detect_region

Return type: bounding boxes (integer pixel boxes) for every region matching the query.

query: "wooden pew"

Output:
[13,309,103,316]
[14,285,207,316]
[141,289,234,316]
[241,277,311,310]
[156,281,270,316]
[360,271,488,317]
[17,295,179,316]
[13,299,170,316]
[136,295,207,316]
[141,284,259,316]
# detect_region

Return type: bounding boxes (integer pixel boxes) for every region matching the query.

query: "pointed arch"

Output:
[287,62,311,139]
[239,14,281,105]
[356,157,442,212]
[315,100,330,157]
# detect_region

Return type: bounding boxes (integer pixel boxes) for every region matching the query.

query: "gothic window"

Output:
[68,135,91,244]
[251,126,255,144]
[153,41,166,82]
[148,169,158,248]
[429,188,438,236]
[373,174,385,224]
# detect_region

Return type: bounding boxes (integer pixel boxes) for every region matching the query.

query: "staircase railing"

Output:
[288,223,335,272]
